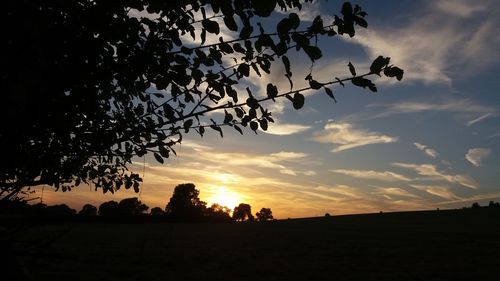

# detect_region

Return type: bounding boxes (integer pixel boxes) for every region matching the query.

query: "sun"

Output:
[207,186,241,209]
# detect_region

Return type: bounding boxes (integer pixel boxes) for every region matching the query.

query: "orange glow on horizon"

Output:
[206,186,241,210]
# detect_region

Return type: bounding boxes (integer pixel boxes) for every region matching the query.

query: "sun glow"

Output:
[207,186,241,210]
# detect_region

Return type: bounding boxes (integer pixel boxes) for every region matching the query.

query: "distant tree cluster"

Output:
[470,201,500,209]
[0,183,274,223]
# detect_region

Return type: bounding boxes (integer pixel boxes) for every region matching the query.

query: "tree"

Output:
[79,204,98,216]
[206,203,232,222]
[150,207,166,216]
[233,203,254,222]
[255,207,274,221]
[118,197,149,216]
[98,200,120,217]
[45,204,77,216]
[471,202,481,209]
[2,1,403,201]
[165,183,207,221]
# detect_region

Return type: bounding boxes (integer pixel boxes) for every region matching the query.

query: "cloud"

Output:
[368,99,495,119]
[264,123,311,135]
[330,169,411,182]
[348,0,500,84]
[392,163,478,189]
[436,0,487,17]
[411,184,461,200]
[466,113,493,126]
[413,142,439,158]
[311,121,397,152]
[374,187,420,198]
[465,148,491,167]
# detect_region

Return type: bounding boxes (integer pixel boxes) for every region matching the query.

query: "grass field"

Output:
[12,208,500,281]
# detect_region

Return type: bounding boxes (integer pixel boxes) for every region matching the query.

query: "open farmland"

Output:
[11,208,500,281]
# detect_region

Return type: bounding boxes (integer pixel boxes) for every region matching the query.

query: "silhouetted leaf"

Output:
[324,87,337,102]
[154,153,164,164]
[384,66,404,81]
[202,19,220,34]
[233,125,243,135]
[223,15,238,31]
[183,119,193,133]
[292,93,304,109]
[351,77,377,92]
[210,125,223,137]
[309,80,323,90]
[237,63,250,77]
[250,121,259,132]
[267,83,278,100]
[282,56,292,76]
[259,119,268,131]
[303,45,322,61]
[370,56,390,75]
[348,62,356,76]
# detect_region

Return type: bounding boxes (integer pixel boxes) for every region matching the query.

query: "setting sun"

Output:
[207,186,241,210]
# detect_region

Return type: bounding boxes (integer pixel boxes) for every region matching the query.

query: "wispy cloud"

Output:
[466,113,493,126]
[374,187,420,199]
[465,148,491,167]
[311,121,397,152]
[368,99,495,119]
[411,184,461,200]
[392,163,478,189]
[330,169,411,182]
[264,123,311,135]
[348,0,500,84]
[413,142,439,158]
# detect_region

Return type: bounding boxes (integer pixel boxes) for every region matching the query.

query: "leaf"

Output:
[237,63,250,77]
[202,19,220,34]
[383,66,404,81]
[259,119,268,131]
[158,145,170,158]
[250,121,259,132]
[370,56,390,75]
[355,16,368,28]
[183,119,193,133]
[153,153,164,164]
[324,87,337,103]
[309,80,323,90]
[200,29,206,45]
[335,77,345,87]
[348,62,356,76]
[210,125,223,138]
[199,126,205,137]
[234,125,243,135]
[246,97,260,109]
[282,56,292,77]
[266,83,278,100]
[292,92,305,110]
[303,45,322,61]
[351,77,377,92]
[223,15,238,31]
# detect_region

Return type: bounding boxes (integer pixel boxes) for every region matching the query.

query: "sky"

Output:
[36,0,500,218]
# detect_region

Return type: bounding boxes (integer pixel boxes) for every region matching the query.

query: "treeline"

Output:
[0,183,274,223]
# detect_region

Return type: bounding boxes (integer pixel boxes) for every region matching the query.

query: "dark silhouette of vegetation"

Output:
[79,204,98,216]
[150,207,166,217]
[256,208,274,221]
[233,203,254,222]
[206,203,233,222]
[472,202,481,209]
[488,201,500,208]
[118,197,149,216]
[1,0,403,202]
[98,201,120,217]
[165,183,207,221]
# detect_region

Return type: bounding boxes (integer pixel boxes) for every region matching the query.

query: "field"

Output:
[10,208,500,281]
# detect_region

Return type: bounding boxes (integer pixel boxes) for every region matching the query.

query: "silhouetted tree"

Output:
[206,203,232,222]
[472,202,481,209]
[98,200,120,217]
[118,197,149,216]
[45,204,76,216]
[79,204,98,216]
[2,0,403,202]
[256,208,274,221]
[488,201,500,208]
[233,203,254,222]
[165,183,206,221]
[150,207,166,217]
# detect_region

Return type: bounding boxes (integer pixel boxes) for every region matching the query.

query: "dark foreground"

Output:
[7,208,500,281]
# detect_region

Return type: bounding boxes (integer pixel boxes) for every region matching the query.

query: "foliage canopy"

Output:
[1,0,403,201]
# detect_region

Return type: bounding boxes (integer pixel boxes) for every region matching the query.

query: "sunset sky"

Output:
[37,0,500,218]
